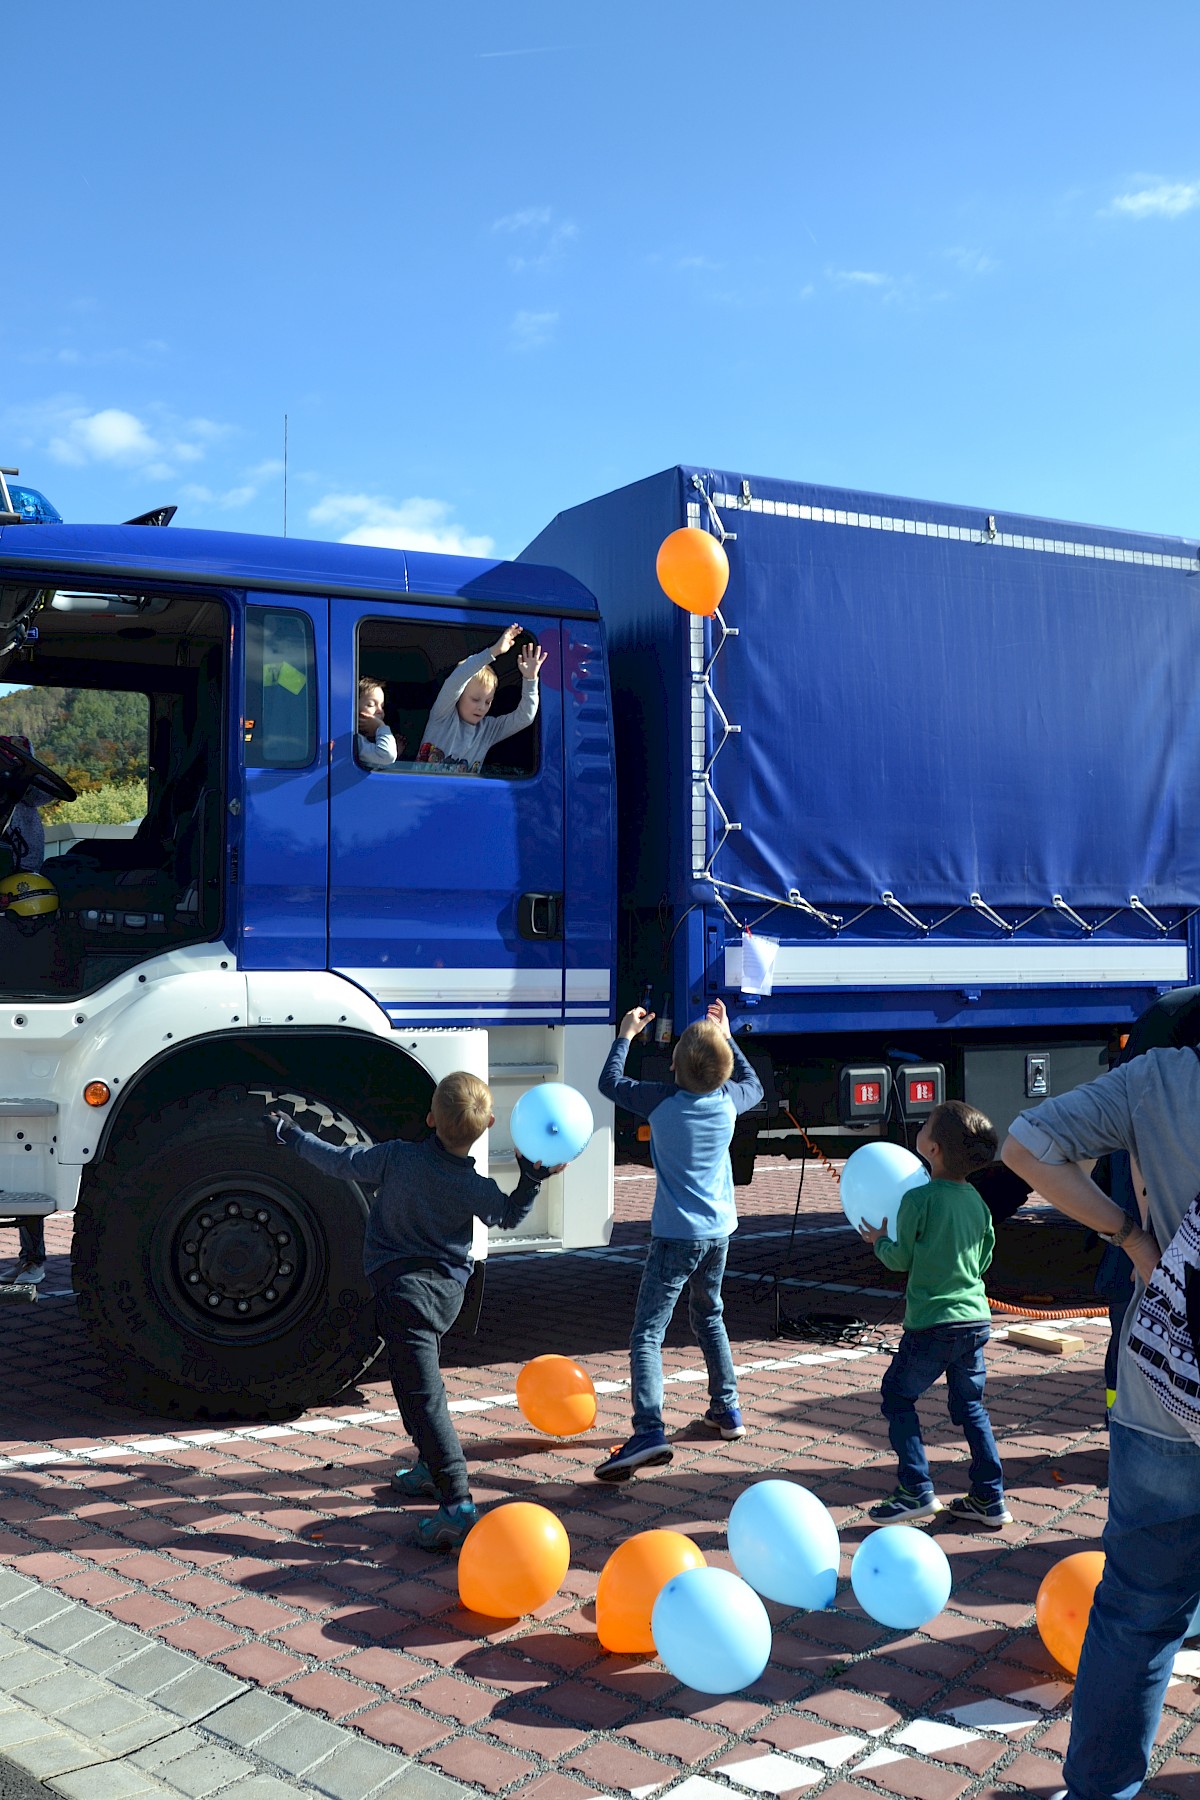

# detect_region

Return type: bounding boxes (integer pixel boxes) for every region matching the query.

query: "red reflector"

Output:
[854,1082,881,1106]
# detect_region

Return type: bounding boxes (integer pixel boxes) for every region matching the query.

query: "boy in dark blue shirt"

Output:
[595,998,763,1480]
[271,1071,558,1550]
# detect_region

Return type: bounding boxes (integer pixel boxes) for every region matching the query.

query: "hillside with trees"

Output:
[0,686,148,820]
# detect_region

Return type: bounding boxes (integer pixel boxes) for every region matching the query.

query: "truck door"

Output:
[237,598,329,970]
[327,600,566,1026]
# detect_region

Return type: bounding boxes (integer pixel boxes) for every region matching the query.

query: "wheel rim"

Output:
[151,1172,328,1345]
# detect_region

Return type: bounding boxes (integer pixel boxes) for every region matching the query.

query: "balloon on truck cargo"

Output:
[656,527,729,616]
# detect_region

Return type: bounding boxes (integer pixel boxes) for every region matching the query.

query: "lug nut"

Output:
[206,1293,221,1307]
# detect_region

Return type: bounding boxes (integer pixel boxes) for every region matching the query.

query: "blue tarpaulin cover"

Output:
[525,467,1200,914]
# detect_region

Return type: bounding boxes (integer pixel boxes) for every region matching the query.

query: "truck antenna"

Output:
[283,414,288,538]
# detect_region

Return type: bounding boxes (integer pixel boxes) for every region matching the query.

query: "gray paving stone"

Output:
[5,1726,93,1778]
[66,1622,151,1675]
[89,1711,188,1759]
[378,1767,470,1800]
[0,1572,36,1607]
[108,1645,198,1699]
[306,1738,412,1800]
[153,1666,248,1723]
[0,1646,58,1689]
[203,1691,298,1750]
[215,1784,321,1800]
[59,1689,163,1742]
[0,1588,75,1632]
[0,1704,56,1748]
[10,1666,107,1713]
[130,1727,208,1769]
[50,1763,169,1798]
[149,1742,257,1797]
[28,1604,111,1654]
[253,1712,348,1777]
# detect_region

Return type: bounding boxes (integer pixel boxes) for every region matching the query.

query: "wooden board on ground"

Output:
[1006,1323,1086,1356]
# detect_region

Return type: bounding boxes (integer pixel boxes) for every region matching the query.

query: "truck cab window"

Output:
[244,608,316,769]
[355,618,539,779]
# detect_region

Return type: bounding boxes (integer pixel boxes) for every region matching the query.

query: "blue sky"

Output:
[5,3,1200,559]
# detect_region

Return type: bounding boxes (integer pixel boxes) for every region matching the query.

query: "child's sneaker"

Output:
[594,1430,674,1482]
[390,1460,437,1499]
[944,1492,1012,1529]
[869,1487,942,1523]
[8,1259,45,1287]
[416,1499,479,1552]
[700,1405,745,1440]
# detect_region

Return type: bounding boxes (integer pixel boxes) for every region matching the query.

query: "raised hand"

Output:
[619,1006,654,1040]
[706,997,731,1036]
[517,641,547,680]
[491,622,523,658]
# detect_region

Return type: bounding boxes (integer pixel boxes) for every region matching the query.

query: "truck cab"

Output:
[0,523,616,1418]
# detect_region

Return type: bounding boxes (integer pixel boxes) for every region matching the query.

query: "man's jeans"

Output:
[879,1322,1003,1504]
[1064,1421,1200,1800]
[374,1270,469,1504]
[630,1237,738,1435]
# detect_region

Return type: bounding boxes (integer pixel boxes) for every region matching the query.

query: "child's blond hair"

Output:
[466,664,498,695]
[358,676,384,703]
[673,1021,735,1094]
[432,1072,493,1148]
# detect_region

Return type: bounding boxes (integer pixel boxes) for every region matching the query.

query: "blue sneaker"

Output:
[701,1405,745,1440]
[944,1492,1012,1529]
[594,1430,674,1483]
[416,1500,479,1552]
[390,1460,437,1498]
[869,1487,941,1523]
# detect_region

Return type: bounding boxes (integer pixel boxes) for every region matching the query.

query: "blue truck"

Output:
[0,463,1196,1415]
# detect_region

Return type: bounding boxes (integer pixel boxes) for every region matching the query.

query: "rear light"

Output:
[83,1081,111,1107]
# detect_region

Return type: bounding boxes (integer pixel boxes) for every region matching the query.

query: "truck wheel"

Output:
[72,1085,380,1419]
[731,1137,757,1187]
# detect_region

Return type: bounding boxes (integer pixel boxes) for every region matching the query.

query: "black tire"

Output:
[731,1136,757,1188]
[72,1084,380,1419]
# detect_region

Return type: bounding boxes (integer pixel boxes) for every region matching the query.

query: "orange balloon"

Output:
[596,1530,707,1653]
[656,528,730,617]
[516,1354,597,1437]
[458,1503,571,1618]
[1035,1551,1105,1675]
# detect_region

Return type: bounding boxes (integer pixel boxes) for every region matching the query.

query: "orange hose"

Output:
[987,1297,1110,1321]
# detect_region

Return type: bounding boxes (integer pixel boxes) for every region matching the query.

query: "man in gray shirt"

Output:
[1003,1048,1200,1800]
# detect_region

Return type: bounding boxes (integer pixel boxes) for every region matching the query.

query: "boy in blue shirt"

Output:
[595,998,764,1480]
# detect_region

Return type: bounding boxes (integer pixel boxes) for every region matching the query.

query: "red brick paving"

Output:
[0,1177,1197,1797]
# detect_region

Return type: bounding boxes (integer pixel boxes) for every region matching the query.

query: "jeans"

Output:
[1064,1420,1200,1800]
[880,1322,1003,1504]
[630,1237,737,1435]
[17,1220,44,1267]
[374,1269,469,1504]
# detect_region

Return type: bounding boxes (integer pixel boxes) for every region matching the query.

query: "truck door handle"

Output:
[518,892,563,940]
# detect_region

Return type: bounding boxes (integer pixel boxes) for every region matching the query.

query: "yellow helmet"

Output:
[0,871,59,920]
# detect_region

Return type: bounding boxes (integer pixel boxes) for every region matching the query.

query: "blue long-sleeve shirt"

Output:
[599,1036,763,1239]
[278,1123,543,1285]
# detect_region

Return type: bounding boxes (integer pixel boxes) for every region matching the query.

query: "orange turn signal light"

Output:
[636,1124,651,1142]
[83,1081,111,1108]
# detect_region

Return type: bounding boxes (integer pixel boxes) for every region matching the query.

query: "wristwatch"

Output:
[1100,1215,1137,1249]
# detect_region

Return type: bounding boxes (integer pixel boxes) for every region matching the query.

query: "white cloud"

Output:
[830,268,890,287]
[510,308,558,350]
[307,493,495,557]
[944,246,997,275]
[181,481,257,509]
[492,206,577,272]
[1107,180,1200,219]
[4,396,232,480]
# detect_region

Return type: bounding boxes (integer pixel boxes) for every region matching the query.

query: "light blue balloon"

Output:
[851,1525,952,1630]
[509,1083,594,1166]
[651,1566,772,1694]
[728,1480,840,1611]
[840,1142,926,1234]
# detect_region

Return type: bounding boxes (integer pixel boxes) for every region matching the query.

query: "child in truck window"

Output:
[356,678,401,767]
[416,622,545,773]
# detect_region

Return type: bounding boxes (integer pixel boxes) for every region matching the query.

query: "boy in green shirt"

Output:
[859,1100,1010,1528]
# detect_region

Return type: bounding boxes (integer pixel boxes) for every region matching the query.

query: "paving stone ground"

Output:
[0,1159,1197,1799]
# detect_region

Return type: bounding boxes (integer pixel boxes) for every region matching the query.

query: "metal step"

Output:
[0,1192,55,1215]
[0,1100,59,1117]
